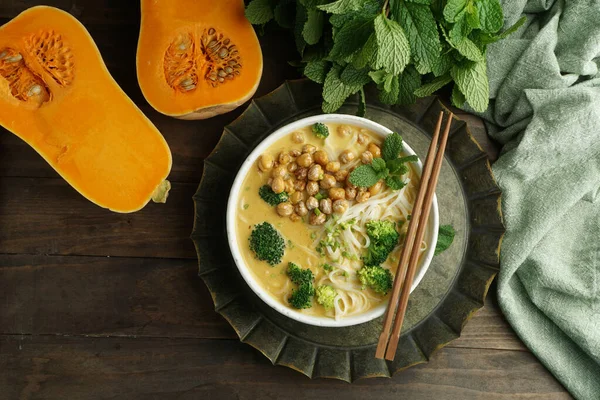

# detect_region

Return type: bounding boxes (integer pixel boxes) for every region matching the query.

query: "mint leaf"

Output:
[340,64,371,86]
[465,1,480,29]
[357,87,366,117]
[452,36,484,62]
[304,60,329,84]
[443,0,467,22]
[450,13,472,41]
[451,60,489,112]
[374,14,411,75]
[329,15,376,59]
[274,0,295,28]
[386,159,410,175]
[398,155,419,163]
[385,175,406,190]
[394,1,441,74]
[322,98,346,113]
[477,0,503,34]
[413,74,452,97]
[398,66,421,105]
[352,33,377,69]
[245,0,274,24]
[349,164,380,187]
[304,9,325,45]
[369,70,388,84]
[379,75,400,105]
[435,225,455,255]
[431,48,452,76]
[382,132,403,161]
[371,158,387,172]
[451,84,466,107]
[295,2,309,55]
[318,0,362,14]
[301,0,328,8]
[323,64,362,104]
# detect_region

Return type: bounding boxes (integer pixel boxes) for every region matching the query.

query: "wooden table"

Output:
[0,2,571,399]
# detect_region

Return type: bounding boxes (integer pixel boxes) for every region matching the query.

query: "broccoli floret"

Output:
[249,222,285,265]
[289,282,315,309]
[312,122,330,139]
[287,262,314,285]
[316,285,337,309]
[259,185,289,206]
[362,220,400,266]
[286,262,315,309]
[357,265,393,294]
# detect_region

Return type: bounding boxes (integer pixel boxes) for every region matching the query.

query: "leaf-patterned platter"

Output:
[192,79,504,382]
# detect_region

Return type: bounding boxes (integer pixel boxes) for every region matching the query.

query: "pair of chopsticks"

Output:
[376,111,453,360]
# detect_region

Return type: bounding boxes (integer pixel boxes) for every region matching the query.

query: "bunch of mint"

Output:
[349,132,417,190]
[245,0,525,114]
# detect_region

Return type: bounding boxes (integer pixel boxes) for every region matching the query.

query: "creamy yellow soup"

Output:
[235,123,428,319]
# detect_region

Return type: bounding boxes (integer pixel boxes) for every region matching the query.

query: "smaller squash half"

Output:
[136,0,263,120]
[0,6,172,213]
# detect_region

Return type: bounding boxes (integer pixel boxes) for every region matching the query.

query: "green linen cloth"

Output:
[480,0,600,398]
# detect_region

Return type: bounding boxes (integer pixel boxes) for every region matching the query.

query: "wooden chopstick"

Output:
[374,111,444,359]
[383,112,454,360]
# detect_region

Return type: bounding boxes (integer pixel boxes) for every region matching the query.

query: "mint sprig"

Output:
[348,132,416,190]
[246,0,522,113]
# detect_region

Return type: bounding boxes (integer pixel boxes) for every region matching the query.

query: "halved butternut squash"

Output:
[0,6,172,213]
[136,0,263,120]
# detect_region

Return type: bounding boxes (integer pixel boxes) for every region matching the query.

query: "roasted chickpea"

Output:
[308,164,324,181]
[320,198,333,215]
[333,199,349,214]
[329,187,346,201]
[295,167,308,180]
[313,150,329,166]
[345,175,356,189]
[361,150,374,164]
[290,191,304,204]
[279,152,291,165]
[306,181,319,196]
[320,174,337,189]
[271,177,285,194]
[345,187,357,200]
[335,170,349,182]
[289,213,301,222]
[339,150,355,164]
[337,125,353,137]
[294,179,307,192]
[357,131,369,145]
[325,161,341,173]
[276,202,294,217]
[309,211,327,226]
[356,190,371,203]
[295,201,308,216]
[258,154,274,171]
[292,131,305,144]
[284,179,296,194]
[302,144,316,154]
[287,162,298,172]
[272,165,287,179]
[369,180,383,196]
[297,153,313,168]
[306,196,319,210]
[368,143,381,158]
[290,149,301,157]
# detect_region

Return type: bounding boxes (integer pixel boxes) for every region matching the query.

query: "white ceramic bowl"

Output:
[226,114,439,327]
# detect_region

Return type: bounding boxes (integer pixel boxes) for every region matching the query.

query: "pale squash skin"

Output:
[136,0,263,120]
[0,6,172,213]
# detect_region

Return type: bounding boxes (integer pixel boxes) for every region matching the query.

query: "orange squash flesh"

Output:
[136,0,263,120]
[0,6,172,213]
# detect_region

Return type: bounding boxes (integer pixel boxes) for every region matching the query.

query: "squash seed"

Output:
[5,54,22,63]
[27,85,42,96]
[208,28,216,35]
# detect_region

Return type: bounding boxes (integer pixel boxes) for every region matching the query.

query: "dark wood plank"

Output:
[0,254,521,352]
[0,335,570,400]
[0,254,232,339]
[0,178,197,258]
